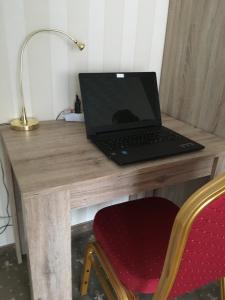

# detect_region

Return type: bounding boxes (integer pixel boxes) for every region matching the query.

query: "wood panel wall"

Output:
[157,0,225,205]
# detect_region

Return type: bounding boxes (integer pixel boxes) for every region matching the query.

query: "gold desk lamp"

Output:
[10,28,85,131]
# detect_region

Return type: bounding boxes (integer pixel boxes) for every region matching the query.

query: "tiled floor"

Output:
[0,230,220,300]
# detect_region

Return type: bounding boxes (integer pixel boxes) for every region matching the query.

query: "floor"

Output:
[0,230,220,300]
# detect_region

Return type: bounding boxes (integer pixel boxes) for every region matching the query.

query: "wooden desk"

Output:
[1,114,225,300]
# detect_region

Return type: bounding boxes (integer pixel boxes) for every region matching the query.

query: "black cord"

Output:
[56,110,65,120]
[0,224,13,229]
[0,224,13,235]
[56,109,74,120]
[0,158,12,235]
[0,123,10,126]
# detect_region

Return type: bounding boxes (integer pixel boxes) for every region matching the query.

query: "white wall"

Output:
[0,0,169,246]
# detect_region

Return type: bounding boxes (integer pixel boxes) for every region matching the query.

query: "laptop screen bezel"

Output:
[79,72,162,137]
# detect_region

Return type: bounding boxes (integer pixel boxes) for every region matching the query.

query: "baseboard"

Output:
[71,220,93,237]
[0,221,93,251]
[0,242,16,254]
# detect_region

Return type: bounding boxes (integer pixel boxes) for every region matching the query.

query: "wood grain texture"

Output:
[158,0,225,202]
[211,155,225,178]
[154,177,209,207]
[12,172,27,255]
[1,114,225,202]
[1,137,22,263]
[1,114,225,300]
[160,0,225,134]
[69,156,214,209]
[22,190,71,300]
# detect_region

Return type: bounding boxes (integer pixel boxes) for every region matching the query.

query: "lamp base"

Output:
[10,118,39,131]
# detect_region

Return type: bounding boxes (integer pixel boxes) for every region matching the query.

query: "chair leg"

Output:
[220,277,225,300]
[124,288,137,300]
[92,257,115,300]
[93,242,132,300]
[81,242,137,299]
[80,243,94,296]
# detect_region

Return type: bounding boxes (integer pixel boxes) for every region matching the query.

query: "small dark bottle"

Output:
[75,95,81,113]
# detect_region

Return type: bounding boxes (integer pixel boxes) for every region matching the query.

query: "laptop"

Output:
[79,72,204,165]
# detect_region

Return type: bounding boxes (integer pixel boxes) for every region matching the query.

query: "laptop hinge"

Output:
[95,125,161,136]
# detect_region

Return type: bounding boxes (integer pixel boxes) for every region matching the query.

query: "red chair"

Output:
[80,174,225,299]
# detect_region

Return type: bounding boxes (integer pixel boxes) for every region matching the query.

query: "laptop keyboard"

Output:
[98,128,184,151]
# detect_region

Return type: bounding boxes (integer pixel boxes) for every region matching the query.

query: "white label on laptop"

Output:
[116,73,124,78]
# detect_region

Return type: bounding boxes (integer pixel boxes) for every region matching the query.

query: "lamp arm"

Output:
[19,28,84,121]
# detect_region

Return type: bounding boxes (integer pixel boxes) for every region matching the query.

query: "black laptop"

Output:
[79,72,204,165]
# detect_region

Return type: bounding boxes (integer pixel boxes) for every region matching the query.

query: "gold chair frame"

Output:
[80,173,225,300]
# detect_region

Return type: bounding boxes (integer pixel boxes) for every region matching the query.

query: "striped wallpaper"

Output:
[0,0,169,246]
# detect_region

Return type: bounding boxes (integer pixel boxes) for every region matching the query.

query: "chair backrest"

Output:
[153,173,225,300]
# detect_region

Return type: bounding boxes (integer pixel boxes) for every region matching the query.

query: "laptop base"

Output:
[91,126,204,165]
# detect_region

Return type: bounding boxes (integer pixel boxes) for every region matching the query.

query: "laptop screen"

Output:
[79,72,162,136]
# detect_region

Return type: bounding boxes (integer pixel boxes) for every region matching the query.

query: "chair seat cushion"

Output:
[93,197,179,293]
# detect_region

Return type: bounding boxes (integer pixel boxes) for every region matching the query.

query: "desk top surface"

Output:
[1,114,225,197]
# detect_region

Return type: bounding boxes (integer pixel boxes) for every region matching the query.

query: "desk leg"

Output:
[211,155,225,179]
[22,190,72,300]
[3,148,22,263]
